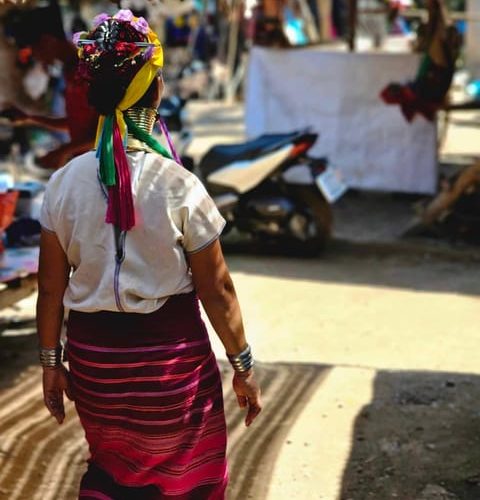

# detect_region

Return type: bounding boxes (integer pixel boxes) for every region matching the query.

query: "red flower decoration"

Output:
[83,44,96,56]
[115,42,139,57]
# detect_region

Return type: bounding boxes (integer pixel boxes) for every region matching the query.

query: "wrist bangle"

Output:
[39,346,63,368]
[227,344,254,373]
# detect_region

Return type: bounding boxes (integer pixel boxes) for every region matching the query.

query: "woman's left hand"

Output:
[42,365,73,424]
[232,370,262,427]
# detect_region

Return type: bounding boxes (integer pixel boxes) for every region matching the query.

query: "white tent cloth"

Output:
[245,47,438,194]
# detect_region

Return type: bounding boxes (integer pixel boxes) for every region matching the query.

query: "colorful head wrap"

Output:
[76,10,170,231]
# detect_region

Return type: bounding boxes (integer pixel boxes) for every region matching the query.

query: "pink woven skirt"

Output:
[66,292,228,499]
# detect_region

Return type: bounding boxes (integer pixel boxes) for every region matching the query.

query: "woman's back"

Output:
[41,150,225,313]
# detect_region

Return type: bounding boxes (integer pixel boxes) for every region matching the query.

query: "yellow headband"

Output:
[93,24,164,148]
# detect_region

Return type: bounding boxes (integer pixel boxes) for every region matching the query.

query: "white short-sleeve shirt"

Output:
[40,151,226,313]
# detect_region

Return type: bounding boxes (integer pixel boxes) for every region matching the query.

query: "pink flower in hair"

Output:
[114,9,134,22]
[92,12,110,28]
[131,17,149,35]
[143,45,154,60]
[72,31,87,45]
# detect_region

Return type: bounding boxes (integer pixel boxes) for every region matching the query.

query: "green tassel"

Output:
[124,115,173,160]
[99,115,116,186]
[415,54,432,81]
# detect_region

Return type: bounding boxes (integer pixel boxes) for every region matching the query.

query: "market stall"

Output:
[0,189,39,311]
[245,45,438,194]
[0,247,38,310]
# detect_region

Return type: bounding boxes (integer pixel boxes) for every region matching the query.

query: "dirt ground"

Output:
[1,246,480,500]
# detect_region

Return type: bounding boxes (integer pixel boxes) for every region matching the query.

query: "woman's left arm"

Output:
[36,229,72,424]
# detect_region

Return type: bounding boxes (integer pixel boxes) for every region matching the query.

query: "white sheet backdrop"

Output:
[245,47,438,194]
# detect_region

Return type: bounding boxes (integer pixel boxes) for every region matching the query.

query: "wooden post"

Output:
[226,0,240,101]
[315,0,332,41]
[348,0,358,51]
[298,0,320,42]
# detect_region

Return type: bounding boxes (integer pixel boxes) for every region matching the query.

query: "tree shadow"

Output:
[224,362,331,500]
[0,327,37,392]
[0,358,331,500]
[339,370,480,500]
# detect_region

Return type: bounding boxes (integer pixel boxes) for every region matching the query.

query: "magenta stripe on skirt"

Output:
[66,292,228,499]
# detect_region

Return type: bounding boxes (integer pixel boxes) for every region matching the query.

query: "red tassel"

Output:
[105,121,135,231]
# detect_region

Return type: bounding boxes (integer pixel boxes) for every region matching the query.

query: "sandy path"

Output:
[1,249,479,499]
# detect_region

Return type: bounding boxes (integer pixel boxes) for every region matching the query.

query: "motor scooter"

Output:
[194,128,347,254]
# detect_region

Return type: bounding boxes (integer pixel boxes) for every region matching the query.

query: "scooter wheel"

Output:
[286,184,332,256]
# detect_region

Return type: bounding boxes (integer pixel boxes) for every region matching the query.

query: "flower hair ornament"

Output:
[74,10,172,231]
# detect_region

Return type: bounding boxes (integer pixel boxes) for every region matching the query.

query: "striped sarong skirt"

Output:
[66,292,228,499]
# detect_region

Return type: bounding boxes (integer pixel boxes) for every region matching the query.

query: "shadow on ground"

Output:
[449,118,480,129]
[223,247,480,297]
[339,370,480,500]
[0,323,37,392]
[225,362,330,499]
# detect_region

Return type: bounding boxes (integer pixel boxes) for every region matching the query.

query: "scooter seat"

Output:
[199,131,306,177]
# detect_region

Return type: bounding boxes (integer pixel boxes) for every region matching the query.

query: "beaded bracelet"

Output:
[227,344,254,373]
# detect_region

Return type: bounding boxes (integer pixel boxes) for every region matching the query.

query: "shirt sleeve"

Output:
[39,188,55,233]
[182,176,226,254]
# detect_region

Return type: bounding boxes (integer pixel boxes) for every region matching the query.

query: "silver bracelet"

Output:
[227,344,254,373]
[39,346,63,368]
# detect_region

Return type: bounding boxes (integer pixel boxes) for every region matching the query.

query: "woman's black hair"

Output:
[88,71,160,116]
[134,77,161,108]
[87,68,131,116]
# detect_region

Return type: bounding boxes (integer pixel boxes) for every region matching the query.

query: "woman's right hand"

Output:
[232,370,262,427]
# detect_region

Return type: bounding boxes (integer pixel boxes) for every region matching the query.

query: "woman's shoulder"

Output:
[45,151,98,193]
[145,153,202,190]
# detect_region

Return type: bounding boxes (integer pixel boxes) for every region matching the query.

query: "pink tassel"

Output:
[159,117,183,165]
[105,121,135,231]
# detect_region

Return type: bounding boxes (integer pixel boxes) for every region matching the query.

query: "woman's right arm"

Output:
[37,229,73,424]
[188,239,262,426]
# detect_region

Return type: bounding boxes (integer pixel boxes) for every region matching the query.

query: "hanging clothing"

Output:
[379,2,461,123]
